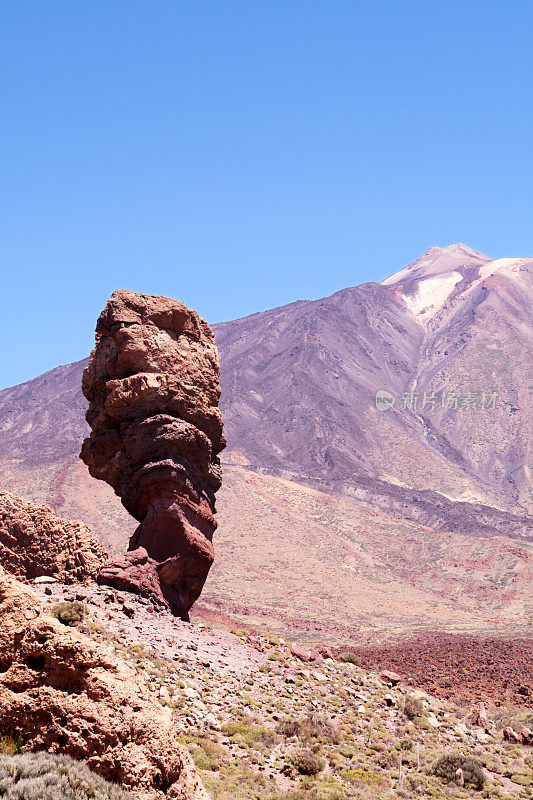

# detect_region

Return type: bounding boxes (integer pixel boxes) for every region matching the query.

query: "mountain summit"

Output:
[382,243,491,286]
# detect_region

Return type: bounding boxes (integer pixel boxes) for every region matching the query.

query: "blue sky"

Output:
[1,1,532,389]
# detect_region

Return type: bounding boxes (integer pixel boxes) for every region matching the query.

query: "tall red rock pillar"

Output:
[80,290,225,620]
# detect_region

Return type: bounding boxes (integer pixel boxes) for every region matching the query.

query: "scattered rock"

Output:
[81,290,225,620]
[466,702,490,732]
[503,726,521,743]
[520,727,533,745]
[0,492,107,584]
[309,650,323,664]
[290,644,311,662]
[380,669,401,686]
[123,601,135,618]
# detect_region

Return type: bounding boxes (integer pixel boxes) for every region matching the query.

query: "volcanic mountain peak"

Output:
[381,246,533,325]
[381,243,491,287]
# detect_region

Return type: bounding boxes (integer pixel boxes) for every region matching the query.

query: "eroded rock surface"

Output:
[0,568,209,800]
[0,492,107,583]
[80,290,225,619]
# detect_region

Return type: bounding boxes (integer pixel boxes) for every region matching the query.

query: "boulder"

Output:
[380,670,402,686]
[502,726,521,743]
[520,727,533,745]
[80,290,225,620]
[466,702,490,732]
[0,492,107,584]
[290,643,311,662]
[0,568,209,800]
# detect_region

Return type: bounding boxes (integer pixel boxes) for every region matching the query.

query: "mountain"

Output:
[0,244,531,642]
[216,243,532,517]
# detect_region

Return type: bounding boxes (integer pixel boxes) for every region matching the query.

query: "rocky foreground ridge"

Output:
[0,568,209,800]
[0,491,107,583]
[80,290,225,620]
[22,578,533,800]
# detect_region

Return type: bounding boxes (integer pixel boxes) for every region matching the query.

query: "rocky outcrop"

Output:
[466,702,490,732]
[0,492,107,583]
[80,290,225,619]
[0,568,209,800]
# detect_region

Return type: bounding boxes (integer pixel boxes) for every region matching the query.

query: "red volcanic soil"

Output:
[348,634,533,709]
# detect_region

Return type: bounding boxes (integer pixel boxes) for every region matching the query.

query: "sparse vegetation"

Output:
[187,737,226,771]
[432,753,485,789]
[51,600,86,627]
[0,752,133,799]
[221,719,276,747]
[338,652,360,665]
[0,736,23,757]
[44,582,532,800]
[401,693,424,720]
[289,748,325,776]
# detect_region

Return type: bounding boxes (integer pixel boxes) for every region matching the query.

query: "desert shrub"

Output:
[339,767,388,788]
[279,713,339,744]
[510,772,533,787]
[51,601,85,627]
[290,748,325,776]
[338,652,359,665]
[0,752,133,799]
[401,694,424,720]
[307,712,340,743]
[187,737,225,771]
[220,720,276,747]
[189,745,221,771]
[201,763,272,800]
[279,719,302,738]
[267,788,346,800]
[432,753,485,789]
[0,737,24,757]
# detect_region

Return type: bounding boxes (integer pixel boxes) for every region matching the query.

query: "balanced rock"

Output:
[0,492,107,583]
[0,568,209,800]
[80,290,225,619]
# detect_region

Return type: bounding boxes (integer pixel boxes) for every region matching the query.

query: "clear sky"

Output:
[1,1,532,389]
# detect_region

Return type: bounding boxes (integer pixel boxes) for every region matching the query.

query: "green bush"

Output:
[187,738,226,771]
[289,748,325,776]
[0,752,133,799]
[402,694,424,720]
[220,720,276,747]
[0,737,24,757]
[432,753,485,789]
[338,652,359,665]
[51,601,85,627]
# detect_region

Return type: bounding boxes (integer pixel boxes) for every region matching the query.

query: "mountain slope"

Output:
[215,244,533,515]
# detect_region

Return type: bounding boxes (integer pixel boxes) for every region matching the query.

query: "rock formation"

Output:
[0,491,107,583]
[0,567,209,800]
[80,290,225,619]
